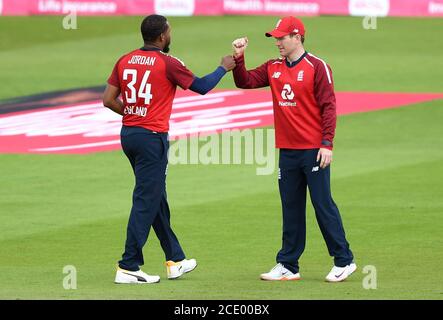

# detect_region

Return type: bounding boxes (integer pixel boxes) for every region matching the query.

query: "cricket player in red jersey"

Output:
[103,15,235,284]
[232,16,356,282]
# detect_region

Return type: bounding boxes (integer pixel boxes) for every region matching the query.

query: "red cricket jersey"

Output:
[233,52,337,150]
[107,48,195,132]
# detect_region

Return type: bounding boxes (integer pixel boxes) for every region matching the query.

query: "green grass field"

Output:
[0,16,442,299]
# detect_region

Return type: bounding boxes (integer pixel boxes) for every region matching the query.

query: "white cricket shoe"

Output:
[114,267,160,284]
[166,258,197,279]
[260,263,301,281]
[325,263,357,282]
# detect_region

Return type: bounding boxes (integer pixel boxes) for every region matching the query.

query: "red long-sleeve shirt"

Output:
[233,52,337,150]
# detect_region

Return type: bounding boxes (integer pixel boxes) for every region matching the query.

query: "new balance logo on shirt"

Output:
[272,72,281,79]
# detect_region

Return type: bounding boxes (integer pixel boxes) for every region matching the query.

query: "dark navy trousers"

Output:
[118,126,185,271]
[277,148,353,274]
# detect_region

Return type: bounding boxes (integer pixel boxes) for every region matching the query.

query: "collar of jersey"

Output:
[140,46,162,52]
[285,51,308,68]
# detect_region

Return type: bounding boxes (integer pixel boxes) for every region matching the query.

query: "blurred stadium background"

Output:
[0,0,442,299]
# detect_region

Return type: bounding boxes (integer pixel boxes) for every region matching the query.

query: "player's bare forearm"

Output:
[103,84,124,116]
[105,99,124,116]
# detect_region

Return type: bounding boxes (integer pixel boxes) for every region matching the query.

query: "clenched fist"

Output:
[220,55,236,72]
[232,37,248,58]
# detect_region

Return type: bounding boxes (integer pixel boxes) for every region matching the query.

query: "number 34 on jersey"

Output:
[123,69,153,117]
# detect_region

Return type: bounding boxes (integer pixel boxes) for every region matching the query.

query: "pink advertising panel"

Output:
[0,0,442,17]
[389,0,443,17]
[0,0,220,16]
[223,0,323,16]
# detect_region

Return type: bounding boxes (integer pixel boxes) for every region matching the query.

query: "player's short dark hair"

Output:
[141,15,168,43]
[290,33,305,44]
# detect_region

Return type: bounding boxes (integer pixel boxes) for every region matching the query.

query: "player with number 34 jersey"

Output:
[103,15,236,284]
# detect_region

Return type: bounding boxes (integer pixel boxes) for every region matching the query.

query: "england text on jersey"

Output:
[124,106,148,117]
